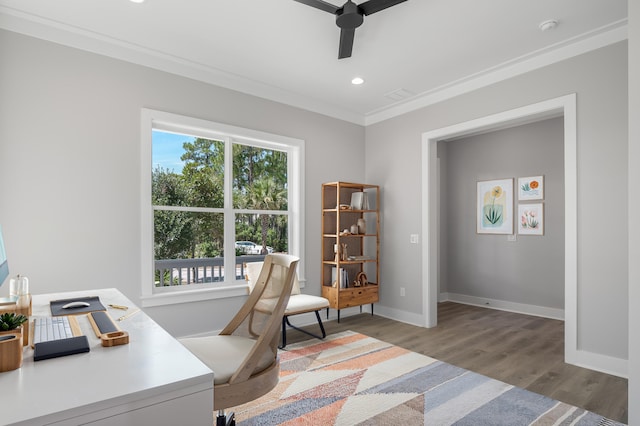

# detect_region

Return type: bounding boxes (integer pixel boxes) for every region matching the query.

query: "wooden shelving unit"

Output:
[321,181,379,321]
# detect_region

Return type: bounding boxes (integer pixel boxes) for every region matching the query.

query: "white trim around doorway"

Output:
[420,94,597,373]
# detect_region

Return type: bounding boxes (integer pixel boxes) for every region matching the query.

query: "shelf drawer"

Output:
[323,284,378,310]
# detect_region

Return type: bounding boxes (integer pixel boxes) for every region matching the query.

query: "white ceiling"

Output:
[0,0,628,125]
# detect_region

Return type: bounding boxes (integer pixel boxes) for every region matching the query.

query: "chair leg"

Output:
[280,311,327,349]
[280,316,287,349]
[216,410,235,426]
[314,310,327,339]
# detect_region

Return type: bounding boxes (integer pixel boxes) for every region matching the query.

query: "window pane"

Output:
[152,130,224,208]
[154,210,224,286]
[235,213,288,258]
[232,144,288,210]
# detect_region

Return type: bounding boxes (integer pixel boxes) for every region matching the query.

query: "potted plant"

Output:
[0,312,28,372]
[0,312,28,333]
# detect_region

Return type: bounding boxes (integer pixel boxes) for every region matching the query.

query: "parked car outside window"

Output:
[235,241,273,254]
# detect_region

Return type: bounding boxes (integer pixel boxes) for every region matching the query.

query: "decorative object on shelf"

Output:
[339,204,351,210]
[354,272,368,287]
[340,243,348,261]
[518,175,544,200]
[350,224,359,234]
[518,203,544,236]
[477,178,514,235]
[357,218,366,234]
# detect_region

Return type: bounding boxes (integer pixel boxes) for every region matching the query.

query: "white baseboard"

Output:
[567,348,628,379]
[370,304,425,327]
[441,292,565,320]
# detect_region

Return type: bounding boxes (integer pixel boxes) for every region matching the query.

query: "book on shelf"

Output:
[350,192,363,210]
[349,192,370,210]
[348,255,372,261]
[331,267,349,288]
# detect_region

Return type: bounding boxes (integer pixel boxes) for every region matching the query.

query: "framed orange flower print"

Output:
[518,175,544,201]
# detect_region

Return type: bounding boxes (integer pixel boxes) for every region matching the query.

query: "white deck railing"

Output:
[155,255,266,286]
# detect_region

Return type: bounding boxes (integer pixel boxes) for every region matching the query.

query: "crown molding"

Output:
[0,6,365,126]
[365,19,628,126]
[0,7,628,128]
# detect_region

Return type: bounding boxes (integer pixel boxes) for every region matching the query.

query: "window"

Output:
[141,109,304,306]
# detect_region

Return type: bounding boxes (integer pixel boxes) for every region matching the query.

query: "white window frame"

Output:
[140,109,305,307]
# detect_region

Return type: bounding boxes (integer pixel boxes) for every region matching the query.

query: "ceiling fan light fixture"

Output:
[351,77,365,85]
[294,0,408,59]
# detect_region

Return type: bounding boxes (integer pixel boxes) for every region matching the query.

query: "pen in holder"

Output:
[88,311,129,347]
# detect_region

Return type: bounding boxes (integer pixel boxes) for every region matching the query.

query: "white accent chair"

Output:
[180,254,299,426]
[245,261,330,348]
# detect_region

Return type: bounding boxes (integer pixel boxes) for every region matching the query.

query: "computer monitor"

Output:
[0,225,15,304]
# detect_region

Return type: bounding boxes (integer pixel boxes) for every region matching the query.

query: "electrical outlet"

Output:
[410,234,419,244]
[507,234,517,242]
[400,287,405,297]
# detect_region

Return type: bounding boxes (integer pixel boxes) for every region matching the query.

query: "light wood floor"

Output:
[284,302,628,423]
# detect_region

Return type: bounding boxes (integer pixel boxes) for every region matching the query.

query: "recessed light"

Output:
[539,19,558,32]
[351,77,364,85]
[130,0,145,3]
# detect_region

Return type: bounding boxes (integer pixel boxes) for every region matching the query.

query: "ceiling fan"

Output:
[294,0,408,59]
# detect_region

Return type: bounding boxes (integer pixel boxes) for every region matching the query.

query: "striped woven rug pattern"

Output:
[231,331,624,425]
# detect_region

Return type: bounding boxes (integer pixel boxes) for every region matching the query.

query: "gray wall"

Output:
[366,42,628,360]
[0,29,365,337]
[438,118,564,310]
[0,29,630,367]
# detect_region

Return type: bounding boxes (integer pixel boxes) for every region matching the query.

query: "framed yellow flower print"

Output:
[477,178,513,234]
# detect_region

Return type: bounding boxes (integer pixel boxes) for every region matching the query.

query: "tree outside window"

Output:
[151,131,289,287]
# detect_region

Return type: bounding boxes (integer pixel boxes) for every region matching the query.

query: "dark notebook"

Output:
[33,336,91,361]
[50,296,106,316]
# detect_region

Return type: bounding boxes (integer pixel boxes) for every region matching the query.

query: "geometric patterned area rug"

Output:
[230,331,625,425]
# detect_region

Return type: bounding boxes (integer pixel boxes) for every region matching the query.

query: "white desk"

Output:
[1,288,213,425]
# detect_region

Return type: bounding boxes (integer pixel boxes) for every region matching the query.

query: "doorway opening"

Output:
[421,94,578,363]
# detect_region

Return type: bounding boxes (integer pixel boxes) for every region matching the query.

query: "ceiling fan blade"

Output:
[359,0,407,15]
[338,27,355,59]
[293,0,340,14]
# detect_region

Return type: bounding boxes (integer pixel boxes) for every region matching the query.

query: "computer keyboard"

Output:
[33,316,75,344]
[31,316,90,361]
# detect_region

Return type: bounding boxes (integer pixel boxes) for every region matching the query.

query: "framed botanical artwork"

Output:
[477,179,513,234]
[518,176,544,200]
[518,203,544,235]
